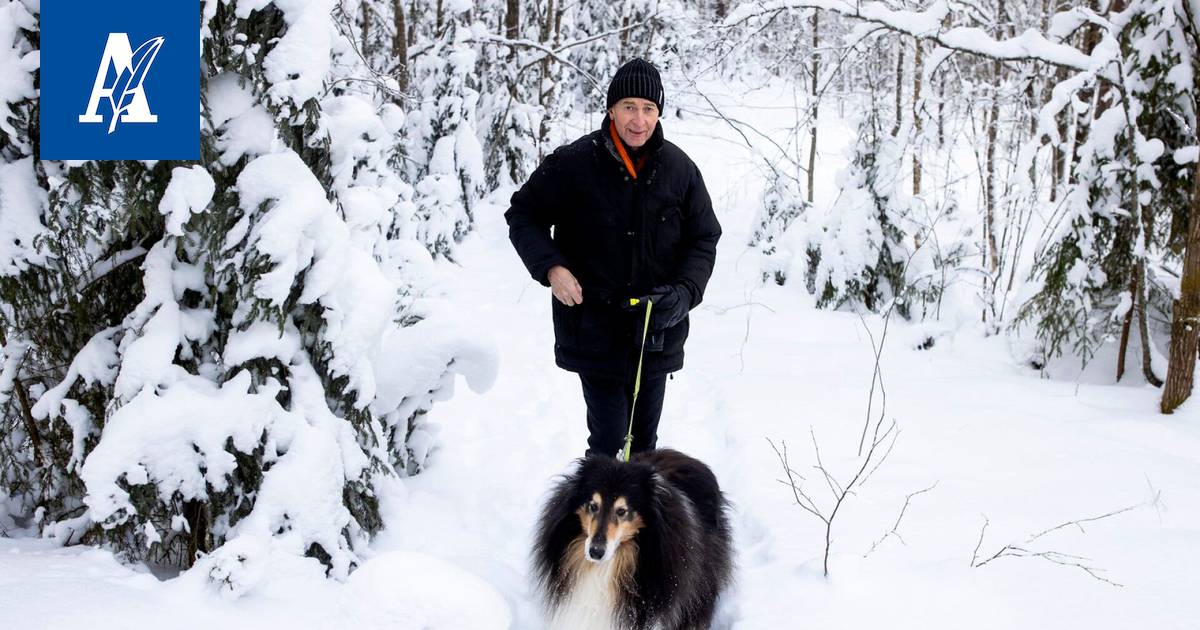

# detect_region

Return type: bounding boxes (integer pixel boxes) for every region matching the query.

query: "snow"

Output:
[112,243,211,400]
[4,78,1200,630]
[206,72,279,165]
[235,151,331,307]
[112,243,215,401]
[338,550,512,629]
[319,95,389,194]
[0,0,37,145]
[233,148,406,410]
[197,360,363,594]
[0,156,49,276]
[30,326,118,470]
[369,313,499,421]
[160,166,215,236]
[223,320,302,367]
[233,148,405,412]
[236,0,335,110]
[723,1,1094,70]
[81,370,291,526]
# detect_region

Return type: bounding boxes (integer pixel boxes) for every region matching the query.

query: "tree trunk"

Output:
[505,0,519,41]
[1116,276,1135,381]
[392,0,409,93]
[984,58,1001,275]
[892,41,904,136]
[619,0,632,50]
[806,11,819,204]
[1137,260,1164,387]
[12,373,43,468]
[715,0,727,20]
[912,39,922,196]
[406,0,417,47]
[1161,158,1200,412]
[183,500,211,568]
[537,0,557,151]
[538,0,554,101]
[0,329,42,467]
[361,0,372,60]
[936,73,944,146]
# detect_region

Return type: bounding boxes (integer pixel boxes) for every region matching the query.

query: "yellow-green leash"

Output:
[620,297,654,462]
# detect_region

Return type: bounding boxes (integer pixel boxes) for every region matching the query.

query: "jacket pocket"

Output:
[653,205,684,270]
[551,297,580,348]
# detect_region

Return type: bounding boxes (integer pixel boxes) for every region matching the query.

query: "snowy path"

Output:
[362,95,1200,628]
[4,82,1200,629]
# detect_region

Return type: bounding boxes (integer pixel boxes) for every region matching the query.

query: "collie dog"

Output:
[533,449,733,630]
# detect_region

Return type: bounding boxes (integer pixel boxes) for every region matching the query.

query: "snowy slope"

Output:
[3,79,1200,630]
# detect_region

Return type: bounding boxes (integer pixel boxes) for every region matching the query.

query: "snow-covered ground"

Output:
[4,79,1200,630]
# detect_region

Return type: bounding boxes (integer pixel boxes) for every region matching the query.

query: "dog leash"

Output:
[620,297,654,463]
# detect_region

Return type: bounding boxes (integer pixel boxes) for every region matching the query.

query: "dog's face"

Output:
[570,458,654,564]
[577,491,645,563]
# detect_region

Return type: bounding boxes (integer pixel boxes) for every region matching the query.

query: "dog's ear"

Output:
[635,471,698,615]
[532,460,588,603]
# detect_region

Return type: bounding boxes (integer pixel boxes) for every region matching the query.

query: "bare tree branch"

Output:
[971,503,1144,587]
[864,481,939,556]
[722,1,1094,71]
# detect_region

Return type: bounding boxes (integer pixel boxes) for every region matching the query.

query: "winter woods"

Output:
[725,1,1198,410]
[0,0,508,591]
[1,0,1197,595]
[0,0,686,591]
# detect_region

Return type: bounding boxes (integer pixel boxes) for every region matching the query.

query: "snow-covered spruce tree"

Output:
[0,0,70,532]
[1013,3,1192,377]
[479,0,540,190]
[408,3,485,260]
[0,0,493,592]
[805,109,914,317]
[750,173,808,286]
[483,88,539,189]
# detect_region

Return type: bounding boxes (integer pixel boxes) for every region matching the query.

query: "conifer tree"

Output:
[1014,2,1192,379]
[410,6,485,259]
[0,0,492,594]
[750,175,807,286]
[805,110,912,317]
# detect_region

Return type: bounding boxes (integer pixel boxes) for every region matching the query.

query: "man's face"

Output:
[608,97,659,148]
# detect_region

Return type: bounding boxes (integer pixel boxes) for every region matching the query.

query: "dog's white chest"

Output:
[548,562,620,630]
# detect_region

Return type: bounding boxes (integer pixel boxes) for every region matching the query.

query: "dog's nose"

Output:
[588,542,605,560]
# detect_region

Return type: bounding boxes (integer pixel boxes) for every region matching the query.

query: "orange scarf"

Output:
[609,122,648,180]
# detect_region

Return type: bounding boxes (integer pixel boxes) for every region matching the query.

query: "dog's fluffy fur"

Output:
[533,449,733,630]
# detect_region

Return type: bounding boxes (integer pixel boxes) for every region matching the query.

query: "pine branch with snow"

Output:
[1,0,497,595]
[805,109,913,317]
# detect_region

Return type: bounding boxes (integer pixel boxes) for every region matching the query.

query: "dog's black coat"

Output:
[533,449,733,629]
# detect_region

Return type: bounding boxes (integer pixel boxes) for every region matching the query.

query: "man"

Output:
[505,58,721,458]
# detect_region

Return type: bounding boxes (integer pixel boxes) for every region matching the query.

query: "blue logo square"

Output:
[40,0,199,161]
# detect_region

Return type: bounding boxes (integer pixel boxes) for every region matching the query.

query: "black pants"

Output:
[579,371,668,458]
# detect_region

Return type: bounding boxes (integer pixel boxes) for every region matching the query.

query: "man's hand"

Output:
[624,285,690,332]
[548,265,583,306]
[646,285,689,331]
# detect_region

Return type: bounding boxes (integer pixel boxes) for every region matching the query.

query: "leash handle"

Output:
[621,298,653,462]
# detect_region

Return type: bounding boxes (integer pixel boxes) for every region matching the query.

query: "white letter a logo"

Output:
[79,33,164,133]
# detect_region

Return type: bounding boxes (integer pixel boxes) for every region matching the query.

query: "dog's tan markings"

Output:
[561,535,588,583]
[608,497,643,544]
[615,513,644,544]
[576,493,604,537]
[611,536,639,599]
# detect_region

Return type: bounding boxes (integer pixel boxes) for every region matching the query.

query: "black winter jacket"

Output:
[505,116,721,378]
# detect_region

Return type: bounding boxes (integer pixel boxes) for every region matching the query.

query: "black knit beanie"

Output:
[606,58,664,113]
